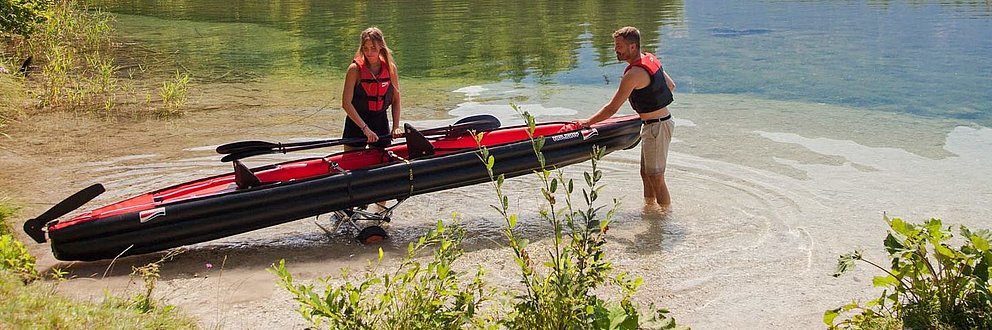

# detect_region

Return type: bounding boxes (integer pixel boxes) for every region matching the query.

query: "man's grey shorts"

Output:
[640,119,674,176]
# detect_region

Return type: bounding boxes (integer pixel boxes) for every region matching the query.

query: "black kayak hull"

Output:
[48,118,641,261]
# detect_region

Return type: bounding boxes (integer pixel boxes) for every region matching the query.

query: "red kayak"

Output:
[24,114,642,261]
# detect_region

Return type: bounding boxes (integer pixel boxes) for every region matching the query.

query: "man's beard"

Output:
[616,50,635,61]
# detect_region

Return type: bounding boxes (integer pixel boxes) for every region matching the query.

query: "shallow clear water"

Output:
[49,0,992,328]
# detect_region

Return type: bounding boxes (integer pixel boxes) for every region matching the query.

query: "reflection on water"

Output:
[98,0,685,82]
[94,0,992,124]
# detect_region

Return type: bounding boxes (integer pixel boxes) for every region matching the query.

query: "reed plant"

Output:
[827,215,992,329]
[4,0,191,117]
[159,70,191,116]
[102,249,185,314]
[31,0,117,111]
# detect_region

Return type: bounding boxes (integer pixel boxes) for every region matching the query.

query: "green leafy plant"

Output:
[0,0,53,38]
[826,215,992,329]
[0,203,36,283]
[272,220,491,329]
[475,108,680,329]
[1,234,38,283]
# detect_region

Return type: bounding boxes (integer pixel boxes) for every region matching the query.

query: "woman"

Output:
[341,27,402,151]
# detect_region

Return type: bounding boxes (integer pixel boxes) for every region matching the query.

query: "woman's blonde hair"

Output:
[354,27,396,76]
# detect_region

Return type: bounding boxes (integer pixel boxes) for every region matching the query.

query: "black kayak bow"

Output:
[23,183,105,243]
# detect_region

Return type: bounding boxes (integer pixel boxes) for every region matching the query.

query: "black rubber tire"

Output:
[357,226,388,244]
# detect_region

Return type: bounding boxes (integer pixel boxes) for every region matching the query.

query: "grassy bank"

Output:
[0,202,198,329]
[0,271,198,329]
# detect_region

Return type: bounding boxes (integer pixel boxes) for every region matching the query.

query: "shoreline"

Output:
[3,84,991,328]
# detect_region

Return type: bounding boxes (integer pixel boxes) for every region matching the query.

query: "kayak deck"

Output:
[51,121,579,231]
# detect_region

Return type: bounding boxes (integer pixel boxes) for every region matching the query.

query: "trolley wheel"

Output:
[357,226,388,244]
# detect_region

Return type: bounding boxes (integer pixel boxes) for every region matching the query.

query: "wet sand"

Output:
[2,80,991,329]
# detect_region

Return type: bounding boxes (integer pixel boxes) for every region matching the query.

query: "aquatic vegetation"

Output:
[3,1,191,117]
[159,70,190,116]
[827,216,992,329]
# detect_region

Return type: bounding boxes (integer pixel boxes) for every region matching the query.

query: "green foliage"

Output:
[159,70,191,115]
[0,203,37,283]
[272,220,492,329]
[474,107,681,329]
[3,1,194,116]
[0,0,53,37]
[827,216,992,329]
[1,234,38,282]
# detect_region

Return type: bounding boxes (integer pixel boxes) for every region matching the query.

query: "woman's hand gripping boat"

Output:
[23,114,642,261]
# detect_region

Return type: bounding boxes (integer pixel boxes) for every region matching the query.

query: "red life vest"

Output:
[624,53,673,113]
[352,55,394,113]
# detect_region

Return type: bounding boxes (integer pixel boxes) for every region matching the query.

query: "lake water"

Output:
[68,0,992,328]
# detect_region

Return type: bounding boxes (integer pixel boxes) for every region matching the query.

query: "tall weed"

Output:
[476,109,679,329]
[827,215,992,329]
[103,249,185,314]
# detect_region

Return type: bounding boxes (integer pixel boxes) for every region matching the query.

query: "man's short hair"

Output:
[612,26,640,47]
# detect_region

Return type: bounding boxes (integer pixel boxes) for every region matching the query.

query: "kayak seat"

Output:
[404,123,435,159]
[233,160,262,189]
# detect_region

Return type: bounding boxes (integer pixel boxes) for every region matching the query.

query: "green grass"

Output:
[0,203,17,236]
[0,271,198,329]
[0,71,25,136]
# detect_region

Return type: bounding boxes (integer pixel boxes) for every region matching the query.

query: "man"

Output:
[577,26,676,209]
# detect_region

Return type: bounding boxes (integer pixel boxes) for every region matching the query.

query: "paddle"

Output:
[220,138,364,162]
[23,183,106,243]
[216,114,500,158]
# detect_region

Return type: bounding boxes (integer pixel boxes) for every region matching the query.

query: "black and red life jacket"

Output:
[624,52,673,114]
[352,55,394,113]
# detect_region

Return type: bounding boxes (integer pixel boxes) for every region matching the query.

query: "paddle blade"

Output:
[23,183,105,243]
[221,149,276,162]
[216,140,279,154]
[419,114,501,137]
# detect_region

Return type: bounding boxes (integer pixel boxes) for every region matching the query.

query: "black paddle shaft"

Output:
[216,115,500,159]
